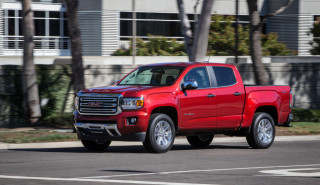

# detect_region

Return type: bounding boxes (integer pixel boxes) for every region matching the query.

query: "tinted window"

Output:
[120,20,182,37]
[213,67,236,87]
[119,66,185,86]
[184,67,210,89]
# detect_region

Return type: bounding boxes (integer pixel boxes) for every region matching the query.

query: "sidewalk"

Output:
[0,135,319,150]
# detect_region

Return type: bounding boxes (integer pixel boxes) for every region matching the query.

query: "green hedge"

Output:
[0,65,73,128]
[40,112,74,128]
[292,108,320,122]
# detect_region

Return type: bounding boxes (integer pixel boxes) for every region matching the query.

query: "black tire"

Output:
[187,135,214,148]
[81,140,111,152]
[246,112,275,149]
[143,113,175,153]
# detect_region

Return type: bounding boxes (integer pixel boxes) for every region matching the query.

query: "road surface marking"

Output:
[0,175,215,185]
[79,163,320,179]
[259,168,320,177]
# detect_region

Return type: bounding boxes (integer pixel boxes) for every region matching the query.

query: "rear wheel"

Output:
[81,140,111,152]
[246,112,275,149]
[143,113,175,153]
[187,135,214,148]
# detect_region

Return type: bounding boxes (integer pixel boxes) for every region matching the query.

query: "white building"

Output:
[0,0,319,58]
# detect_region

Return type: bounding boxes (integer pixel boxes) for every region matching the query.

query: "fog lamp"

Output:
[127,117,138,125]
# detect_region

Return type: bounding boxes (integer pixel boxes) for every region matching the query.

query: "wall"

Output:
[2,55,320,65]
[100,0,250,15]
[78,0,102,11]
[0,9,3,56]
[268,15,299,51]
[0,62,319,128]
[268,0,315,56]
[78,11,103,56]
[237,63,320,109]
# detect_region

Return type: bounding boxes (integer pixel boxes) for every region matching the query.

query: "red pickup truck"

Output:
[74,62,293,153]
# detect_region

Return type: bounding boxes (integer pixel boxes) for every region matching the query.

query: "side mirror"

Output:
[182,80,198,91]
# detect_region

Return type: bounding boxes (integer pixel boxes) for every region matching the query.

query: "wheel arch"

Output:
[255,105,278,125]
[151,106,178,130]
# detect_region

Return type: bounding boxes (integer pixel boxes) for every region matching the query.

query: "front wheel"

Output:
[246,112,275,149]
[143,113,175,153]
[187,135,214,148]
[81,140,111,152]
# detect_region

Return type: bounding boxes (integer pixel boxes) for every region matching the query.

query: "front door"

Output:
[178,67,217,130]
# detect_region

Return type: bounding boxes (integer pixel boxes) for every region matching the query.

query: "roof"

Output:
[143,62,236,68]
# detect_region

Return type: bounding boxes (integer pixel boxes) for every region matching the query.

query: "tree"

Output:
[208,15,250,56]
[247,0,293,85]
[176,0,193,59]
[176,0,214,62]
[113,15,294,57]
[310,16,320,55]
[65,0,85,94]
[21,0,41,125]
[113,32,294,57]
[208,15,294,56]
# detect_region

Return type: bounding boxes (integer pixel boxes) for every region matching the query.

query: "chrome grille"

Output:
[78,93,121,115]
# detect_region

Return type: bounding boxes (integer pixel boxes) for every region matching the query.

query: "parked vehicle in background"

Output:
[74,62,293,153]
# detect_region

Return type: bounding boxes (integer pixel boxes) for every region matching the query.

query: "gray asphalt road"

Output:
[0,139,319,185]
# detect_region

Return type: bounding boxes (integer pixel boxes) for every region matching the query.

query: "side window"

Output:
[213,67,236,87]
[184,67,210,89]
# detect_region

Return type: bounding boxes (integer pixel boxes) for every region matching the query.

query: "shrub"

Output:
[292,108,320,122]
[113,37,187,56]
[40,112,74,128]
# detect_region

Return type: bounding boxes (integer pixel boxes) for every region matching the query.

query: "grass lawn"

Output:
[276,122,320,136]
[0,130,78,143]
[0,122,319,143]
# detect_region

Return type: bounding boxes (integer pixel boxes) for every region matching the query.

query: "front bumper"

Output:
[73,110,149,142]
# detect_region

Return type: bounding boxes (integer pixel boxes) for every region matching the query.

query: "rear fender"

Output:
[241,91,280,127]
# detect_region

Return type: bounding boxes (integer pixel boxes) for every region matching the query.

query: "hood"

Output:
[79,85,160,96]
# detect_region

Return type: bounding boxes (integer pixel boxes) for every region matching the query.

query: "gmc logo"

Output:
[88,102,103,107]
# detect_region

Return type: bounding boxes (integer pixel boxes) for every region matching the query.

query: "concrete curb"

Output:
[0,135,319,150]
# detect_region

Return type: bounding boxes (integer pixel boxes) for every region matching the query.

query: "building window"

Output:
[3,9,69,50]
[119,12,250,40]
[120,20,182,38]
[120,12,184,40]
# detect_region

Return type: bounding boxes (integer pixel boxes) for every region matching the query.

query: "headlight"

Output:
[121,97,144,110]
[74,95,79,111]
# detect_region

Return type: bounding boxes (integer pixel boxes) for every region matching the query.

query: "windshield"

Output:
[118,66,185,86]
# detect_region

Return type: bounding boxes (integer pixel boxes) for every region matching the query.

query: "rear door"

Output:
[212,66,245,128]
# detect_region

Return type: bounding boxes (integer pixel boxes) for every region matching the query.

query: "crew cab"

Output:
[73,62,293,153]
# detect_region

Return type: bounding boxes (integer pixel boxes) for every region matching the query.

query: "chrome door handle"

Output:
[207,94,215,98]
[234,92,241,96]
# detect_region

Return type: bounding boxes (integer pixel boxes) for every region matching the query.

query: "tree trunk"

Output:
[191,0,214,62]
[177,0,214,62]
[22,0,41,125]
[247,0,293,85]
[65,0,85,94]
[176,0,193,60]
[247,0,268,85]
